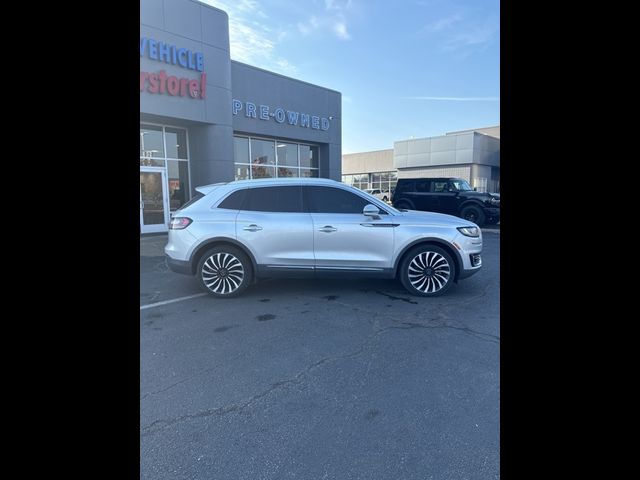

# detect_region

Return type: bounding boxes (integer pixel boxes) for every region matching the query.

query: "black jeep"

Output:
[391,177,500,226]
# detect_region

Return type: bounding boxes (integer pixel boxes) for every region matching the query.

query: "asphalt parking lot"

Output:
[140,232,500,480]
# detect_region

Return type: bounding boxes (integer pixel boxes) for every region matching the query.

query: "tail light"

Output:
[169,217,192,230]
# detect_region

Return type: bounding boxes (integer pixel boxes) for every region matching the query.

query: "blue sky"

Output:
[202,0,499,154]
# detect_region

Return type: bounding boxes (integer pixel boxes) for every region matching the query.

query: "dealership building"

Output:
[140,0,341,233]
[342,126,500,195]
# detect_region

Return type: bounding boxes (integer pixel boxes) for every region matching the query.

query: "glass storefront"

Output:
[233,135,320,180]
[342,171,398,192]
[140,123,191,233]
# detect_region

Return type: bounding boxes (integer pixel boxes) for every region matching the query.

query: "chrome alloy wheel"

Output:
[407,251,451,294]
[201,252,245,294]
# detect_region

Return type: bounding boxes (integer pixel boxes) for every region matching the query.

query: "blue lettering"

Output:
[172,45,177,64]
[246,102,257,118]
[300,114,310,128]
[286,111,299,125]
[158,42,170,63]
[259,105,270,120]
[178,48,188,67]
[232,99,243,115]
[311,116,320,129]
[321,118,330,130]
[139,37,148,56]
[149,39,158,60]
[188,51,196,70]
[274,108,285,123]
[196,53,204,72]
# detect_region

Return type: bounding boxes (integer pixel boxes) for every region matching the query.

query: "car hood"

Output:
[395,209,477,228]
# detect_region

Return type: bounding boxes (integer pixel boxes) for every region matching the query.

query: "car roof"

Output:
[195,177,344,195]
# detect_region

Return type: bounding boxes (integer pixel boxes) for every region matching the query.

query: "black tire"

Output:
[382,196,388,202]
[399,245,455,297]
[460,205,485,226]
[196,246,253,298]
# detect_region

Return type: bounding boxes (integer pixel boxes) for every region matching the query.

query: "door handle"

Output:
[243,224,263,232]
[318,226,337,233]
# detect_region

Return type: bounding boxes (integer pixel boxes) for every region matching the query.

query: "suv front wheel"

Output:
[399,245,455,296]
[197,246,252,298]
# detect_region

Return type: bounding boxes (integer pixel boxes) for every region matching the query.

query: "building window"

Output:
[165,128,188,159]
[233,136,320,180]
[342,171,398,193]
[140,124,164,158]
[140,124,191,211]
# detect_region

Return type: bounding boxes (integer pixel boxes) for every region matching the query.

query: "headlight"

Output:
[457,226,479,237]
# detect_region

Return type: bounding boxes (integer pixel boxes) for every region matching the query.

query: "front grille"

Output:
[470,254,482,267]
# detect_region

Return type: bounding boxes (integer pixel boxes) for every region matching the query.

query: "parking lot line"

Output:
[140,293,207,310]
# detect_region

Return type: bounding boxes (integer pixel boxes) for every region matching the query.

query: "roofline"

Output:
[342,148,393,157]
[231,60,341,95]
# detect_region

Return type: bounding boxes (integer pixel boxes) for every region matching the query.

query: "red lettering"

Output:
[140,72,148,91]
[158,70,167,94]
[200,73,206,99]
[167,76,180,96]
[139,70,205,100]
[148,73,159,93]
[188,79,199,98]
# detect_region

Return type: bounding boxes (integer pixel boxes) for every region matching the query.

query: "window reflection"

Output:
[233,136,320,180]
[140,125,164,158]
[165,128,188,159]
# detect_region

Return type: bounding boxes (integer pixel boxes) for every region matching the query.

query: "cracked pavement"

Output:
[140,232,500,479]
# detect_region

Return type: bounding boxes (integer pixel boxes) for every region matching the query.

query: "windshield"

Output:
[451,179,473,191]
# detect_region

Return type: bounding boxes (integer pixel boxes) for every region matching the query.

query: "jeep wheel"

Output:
[400,245,455,297]
[197,246,252,298]
[382,196,388,202]
[460,205,485,226]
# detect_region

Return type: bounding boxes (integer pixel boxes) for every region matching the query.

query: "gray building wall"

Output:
[447,125,500,138]
[393,131,499,192]
[140,0,342,192]
[230,61,342,180]
[393,132,487,169]
[397,165,472,181]
[342,149,393,175]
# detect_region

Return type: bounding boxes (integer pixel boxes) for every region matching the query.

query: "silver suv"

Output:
[165,178,482,298]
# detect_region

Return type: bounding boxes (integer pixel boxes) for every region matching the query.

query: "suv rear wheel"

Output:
[399,245,455,296]
[460,205,485,226]
[197,246,252,298]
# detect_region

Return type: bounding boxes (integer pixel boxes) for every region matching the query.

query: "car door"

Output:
[235,185,314,271]
[304,185,395,271]
[429,179,458,214]
[411,179,432,210]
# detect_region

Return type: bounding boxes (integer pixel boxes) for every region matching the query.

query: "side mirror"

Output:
[363,204,380,217]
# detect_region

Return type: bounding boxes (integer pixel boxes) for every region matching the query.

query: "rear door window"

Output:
[243,186,304,213]
[415,179,431,192]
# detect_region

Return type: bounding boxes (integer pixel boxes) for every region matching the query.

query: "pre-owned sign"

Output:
[140,37,206,99]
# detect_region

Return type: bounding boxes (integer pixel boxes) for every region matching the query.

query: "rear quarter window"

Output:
[218,189,247,210]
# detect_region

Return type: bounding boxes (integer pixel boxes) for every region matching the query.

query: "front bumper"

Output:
[483,207,500,216]
[165,255,192,275]
[457,252,482,279]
